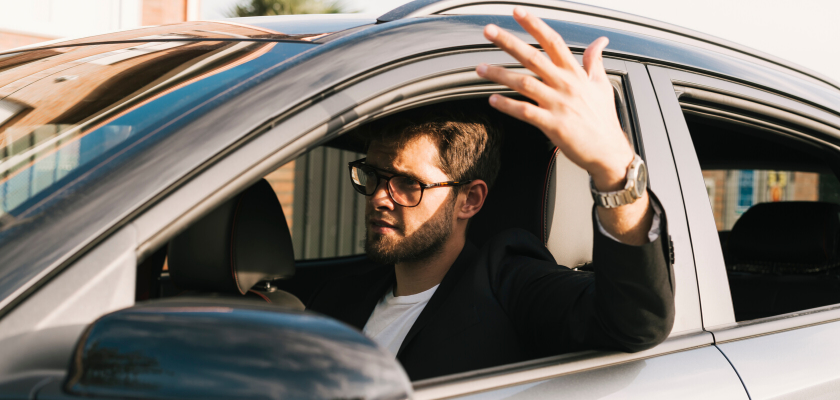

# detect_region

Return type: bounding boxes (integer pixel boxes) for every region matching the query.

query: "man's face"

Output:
[364,135,457,265]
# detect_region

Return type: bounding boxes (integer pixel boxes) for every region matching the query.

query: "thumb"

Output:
[582,37,609,80]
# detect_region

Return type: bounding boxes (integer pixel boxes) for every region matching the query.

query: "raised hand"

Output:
[475,7,633,193]
[477,7,653,244]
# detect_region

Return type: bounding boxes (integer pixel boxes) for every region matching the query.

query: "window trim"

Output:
[649,65,840,341]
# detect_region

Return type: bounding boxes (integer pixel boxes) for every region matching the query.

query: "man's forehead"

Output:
[367,136,444,178]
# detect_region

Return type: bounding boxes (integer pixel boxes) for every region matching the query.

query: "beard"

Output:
[365,195,455,265]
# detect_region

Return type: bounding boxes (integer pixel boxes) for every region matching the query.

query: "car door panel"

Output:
[649,65,840,399]
[717,320,840,399]
[0,225,136,376]
[447,345,748,400]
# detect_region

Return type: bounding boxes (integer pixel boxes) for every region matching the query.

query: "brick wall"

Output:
[793,172,819,201]
[264,161,296,229]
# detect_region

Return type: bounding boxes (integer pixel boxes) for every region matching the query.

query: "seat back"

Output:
[167,179,303,309]
[543,148,594,268]
[725,201,840,320]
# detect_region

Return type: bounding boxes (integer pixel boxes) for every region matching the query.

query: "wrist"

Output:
[590,152,634,192]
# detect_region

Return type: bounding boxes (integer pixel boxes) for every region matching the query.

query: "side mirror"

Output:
[62,298,412,399]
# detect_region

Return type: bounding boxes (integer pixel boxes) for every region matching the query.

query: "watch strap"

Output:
[590,154,645,208]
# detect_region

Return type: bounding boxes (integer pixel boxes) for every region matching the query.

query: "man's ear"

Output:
[457,180,488,220]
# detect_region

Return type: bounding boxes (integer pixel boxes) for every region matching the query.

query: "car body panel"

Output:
[445,345,747,400]
[649,63,840,400]
[624,61,702,336]
[718,320,840,399]
[0,225,135,376]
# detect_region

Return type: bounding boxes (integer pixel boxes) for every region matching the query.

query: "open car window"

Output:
[265,147,367,260]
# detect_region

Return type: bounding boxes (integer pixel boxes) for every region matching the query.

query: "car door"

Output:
[132,47,745,399]
[650,65,840,399]
[407,60,744,400]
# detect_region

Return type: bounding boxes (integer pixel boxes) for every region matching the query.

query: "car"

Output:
[1,0,840,398]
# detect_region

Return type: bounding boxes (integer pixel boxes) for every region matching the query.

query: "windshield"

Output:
[0,37,310,221]
[0,36,317,307]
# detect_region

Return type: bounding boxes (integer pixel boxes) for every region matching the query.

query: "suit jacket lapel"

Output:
[342,266,395,330]
[396,242,479,358]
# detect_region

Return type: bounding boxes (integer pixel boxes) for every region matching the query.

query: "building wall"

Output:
[703,169,822,231]
[0,30,57,52]
[142,0,188,26]
[0,0,202,53]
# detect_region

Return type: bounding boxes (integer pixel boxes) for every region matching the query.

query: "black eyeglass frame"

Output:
[347,158,473,207]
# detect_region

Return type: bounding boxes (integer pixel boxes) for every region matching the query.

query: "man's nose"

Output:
[371,180,395,210]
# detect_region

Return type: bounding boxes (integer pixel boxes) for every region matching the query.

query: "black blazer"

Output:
[307,205,675,381]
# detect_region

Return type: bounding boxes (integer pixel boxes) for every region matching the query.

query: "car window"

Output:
[0,40,313,223]
[686,112,840,321]
[264,146,366,260]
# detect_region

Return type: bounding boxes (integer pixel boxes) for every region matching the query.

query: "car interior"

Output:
[133,96,616,342]
[685,112,840,322]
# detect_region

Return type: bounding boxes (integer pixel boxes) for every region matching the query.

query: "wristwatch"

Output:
[590,154,647,208]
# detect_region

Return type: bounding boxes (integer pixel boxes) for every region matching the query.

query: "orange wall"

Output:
[0,31,56,52]
[142,0,189,26]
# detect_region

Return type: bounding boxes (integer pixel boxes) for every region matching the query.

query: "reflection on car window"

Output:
[0,37,314,222]
[264,146,366,260]
[703,169,840,231]
[687,112,840,322]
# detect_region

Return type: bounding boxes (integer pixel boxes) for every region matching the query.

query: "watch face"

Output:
[635,162,648,197]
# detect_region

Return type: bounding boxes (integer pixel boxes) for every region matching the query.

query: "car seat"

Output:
[725,201,840,321]
[465,119,594,269]
[166,179,304,310]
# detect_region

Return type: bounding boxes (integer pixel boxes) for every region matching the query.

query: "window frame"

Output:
[648,65,840,341]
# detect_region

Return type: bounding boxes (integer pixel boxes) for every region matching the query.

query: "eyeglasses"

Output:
[348,158,473,207]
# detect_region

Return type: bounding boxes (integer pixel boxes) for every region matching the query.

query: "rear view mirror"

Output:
[62,298,412,399]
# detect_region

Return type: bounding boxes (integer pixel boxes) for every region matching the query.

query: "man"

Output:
[306,9,673,380]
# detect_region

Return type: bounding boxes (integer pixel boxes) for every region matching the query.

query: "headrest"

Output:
[466,125,553,245]
[543,148,594,268]
[168,179,295,294]
[727,201,840,274]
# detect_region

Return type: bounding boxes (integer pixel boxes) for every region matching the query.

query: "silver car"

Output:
[1,0,839,399]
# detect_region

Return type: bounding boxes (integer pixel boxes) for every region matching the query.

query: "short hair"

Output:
[363,102,503,191]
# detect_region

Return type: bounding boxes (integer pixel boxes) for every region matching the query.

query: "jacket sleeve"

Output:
[484,192,675,357]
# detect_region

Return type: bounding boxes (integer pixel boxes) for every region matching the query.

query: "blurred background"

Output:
[0,0,838,83]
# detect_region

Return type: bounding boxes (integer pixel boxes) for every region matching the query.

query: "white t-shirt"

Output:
[363,284,439,355]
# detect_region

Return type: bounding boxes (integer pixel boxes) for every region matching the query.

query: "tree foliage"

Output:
[227,0,350,17]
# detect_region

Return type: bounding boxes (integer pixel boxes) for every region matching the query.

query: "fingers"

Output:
[476,64,558,105]
[488,94,554,134]
[582,37,609,80]
[511,7,579,71]
[483,24,563,87]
